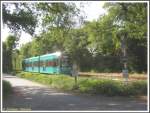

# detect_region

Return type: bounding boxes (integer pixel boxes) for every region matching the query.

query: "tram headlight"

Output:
[56,51,61,56]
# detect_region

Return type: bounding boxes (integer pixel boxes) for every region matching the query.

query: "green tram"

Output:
[22,52,72,75]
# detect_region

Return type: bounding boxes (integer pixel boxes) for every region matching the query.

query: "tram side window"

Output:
[49,60,57,67]
[28,62,30,67]
[53,59,58,66]
[32,62,33,67]
[31,62,34,70]
[30,62,32,67]
[46,60,49,67]
[34,61,36,67]
[29,62,30,67]
[33,62,35,67]
[34,61,37,67]
[40,60,45,71]
[27,62,29,67]
[46,60,58,67]
[40,61,43,67]
[29,62,31,67]
[51,60,54,66]
[43,60,46,71]
[36,61,38,67]
[48,60,52,67]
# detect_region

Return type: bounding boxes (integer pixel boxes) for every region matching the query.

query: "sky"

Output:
[1,1,107,47]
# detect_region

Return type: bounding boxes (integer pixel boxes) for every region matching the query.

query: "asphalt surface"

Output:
[2,74,147,111]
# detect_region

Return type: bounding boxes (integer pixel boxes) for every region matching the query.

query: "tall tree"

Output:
[2,2,37,36]
[102,2,147,72]
[35,3,82,51]
[3,35,17,73]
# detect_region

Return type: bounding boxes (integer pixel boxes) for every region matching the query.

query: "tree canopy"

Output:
[2,2,148,73]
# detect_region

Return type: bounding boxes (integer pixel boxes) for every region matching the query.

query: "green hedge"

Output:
[3,80,12,98]
[80,55,122,72]
[18,72,147,96]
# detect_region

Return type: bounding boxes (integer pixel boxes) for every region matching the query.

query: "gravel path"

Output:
[2,74,147,111]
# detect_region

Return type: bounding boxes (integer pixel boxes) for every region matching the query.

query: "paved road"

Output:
[2,74,147,111]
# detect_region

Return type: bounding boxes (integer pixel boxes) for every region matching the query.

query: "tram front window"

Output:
[61,56,70,67]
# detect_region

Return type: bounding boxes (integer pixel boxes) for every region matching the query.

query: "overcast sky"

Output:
[1,1,106,47]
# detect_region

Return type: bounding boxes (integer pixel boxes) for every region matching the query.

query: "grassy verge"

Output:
[17,72,147,96]
[3,80,12,98]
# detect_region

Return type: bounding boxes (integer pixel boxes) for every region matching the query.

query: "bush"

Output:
[92,80,123,96]
[18,72,147,96]
[18,72,75,90]
[3,80,12,98]
[78,78,99,93]
[121,80,147,96]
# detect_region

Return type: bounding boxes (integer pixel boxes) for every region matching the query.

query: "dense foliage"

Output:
[18,72,147,96]
[2,3,37,36]
[3,35,17,73]
[2,2,147,73]
[3,80,12,98]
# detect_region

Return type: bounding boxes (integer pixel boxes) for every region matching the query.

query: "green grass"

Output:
[3,80,12,98]
[17,72,147,96]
